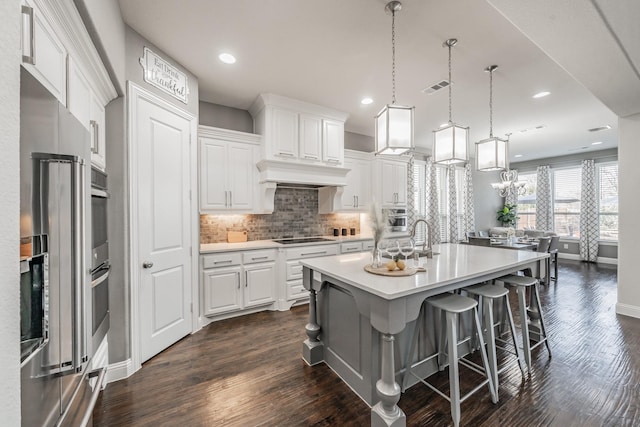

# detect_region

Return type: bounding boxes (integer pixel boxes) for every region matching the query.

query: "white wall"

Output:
[0,0,22,424]
[617,113,640,317]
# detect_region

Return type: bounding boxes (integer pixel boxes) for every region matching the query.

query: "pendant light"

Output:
[433,38,468,165]
[374,1,414,156]
[475,65,508,171]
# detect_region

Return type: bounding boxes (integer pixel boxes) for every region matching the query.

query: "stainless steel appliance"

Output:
[383,208,408,232]
[90,167,110,353]
[20,67,106,427]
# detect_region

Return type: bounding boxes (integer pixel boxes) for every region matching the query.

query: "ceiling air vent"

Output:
[588,125,611,132]
[422,79,450,95]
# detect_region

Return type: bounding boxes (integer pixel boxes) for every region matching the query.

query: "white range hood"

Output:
[256,159,350,213]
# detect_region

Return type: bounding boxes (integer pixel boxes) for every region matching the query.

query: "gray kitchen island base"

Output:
[300,244,548,427]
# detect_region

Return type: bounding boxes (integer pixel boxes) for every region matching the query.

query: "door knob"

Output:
[142,261,154,269]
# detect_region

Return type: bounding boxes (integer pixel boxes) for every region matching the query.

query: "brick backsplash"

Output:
[200,187,360,243]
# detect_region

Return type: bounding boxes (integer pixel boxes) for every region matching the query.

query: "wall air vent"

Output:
[588,125,612,132]
[421,79,450,95]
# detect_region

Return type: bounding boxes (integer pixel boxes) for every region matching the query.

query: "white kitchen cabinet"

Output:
[89,94,106,170]
[249,94,348,166]
[203,266,243,316]
[375,157,408,207]
[342,151,371,211]
[281,244,339,306]
[244,262,276,308]
[21,0,67,105]
[199,126,260,213]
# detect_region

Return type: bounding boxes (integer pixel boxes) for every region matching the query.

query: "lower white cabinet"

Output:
[282,244,339,304]
[201,249,276,318]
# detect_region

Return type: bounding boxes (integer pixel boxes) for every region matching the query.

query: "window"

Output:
[516,172,537,229]
[597,162,618,240]
[413,161,427,243]
[553,167,581,237]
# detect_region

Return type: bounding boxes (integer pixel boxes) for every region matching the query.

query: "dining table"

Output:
[300,243,549,427]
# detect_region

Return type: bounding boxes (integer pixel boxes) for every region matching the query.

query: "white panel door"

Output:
[381,161,397,206]
[200,138,227,211]
[342,157,358,209]
[227,143,254,210]
[203,267,242,316]
[137,95,192,363]
[244,263,275,308]
[322,119,344,165]
[271,107,298,159]
[299,114,322,161]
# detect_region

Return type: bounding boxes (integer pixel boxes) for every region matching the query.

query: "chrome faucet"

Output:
[410,218,433,258]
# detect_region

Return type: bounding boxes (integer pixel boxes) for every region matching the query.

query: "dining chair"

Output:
[466,231,477,238]
[547,236,560,282]
[477,230,489,238]
[536,237,551,284]
[468,236,491,246]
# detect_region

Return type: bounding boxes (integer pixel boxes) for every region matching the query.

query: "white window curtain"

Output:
[447,164,459,242]
[536,165,553,231]
[407,156,416,230]
[580,159,599,261]
[426,157,441,244]
[463,163,475,236]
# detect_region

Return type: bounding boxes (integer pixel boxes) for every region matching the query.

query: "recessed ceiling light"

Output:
[218,53,236,64]
[361,97,373,105]
[592,141,603,145]
[532,91,550,98]
[440,123,448,128]
[514,154,523,158]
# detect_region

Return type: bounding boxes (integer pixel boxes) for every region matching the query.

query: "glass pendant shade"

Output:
[375,103,414,155]
[433,122,468,164]
[476,136,508,171]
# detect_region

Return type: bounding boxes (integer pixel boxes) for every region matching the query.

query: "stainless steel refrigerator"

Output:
[20,67,105,426]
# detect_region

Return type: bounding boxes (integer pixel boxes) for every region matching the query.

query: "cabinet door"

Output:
[394,162,408,205]
[356,158,371,210]
[381,161,398,206]
[227,143,254,210]
[21,0,67,105]
[322,119,344,165]
[67,57,91,129]
[271,107,298,159]
[89,94,106,170]
[203,267,242,316]
[244,263,276,308]
[200,138,228,211]
[342,158,358,209]
[299,114,322,162]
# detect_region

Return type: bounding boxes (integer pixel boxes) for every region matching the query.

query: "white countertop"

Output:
[300,243,549,300]
[200,234,376,254]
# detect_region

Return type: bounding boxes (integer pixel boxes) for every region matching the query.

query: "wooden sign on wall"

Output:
[139,47,189,104]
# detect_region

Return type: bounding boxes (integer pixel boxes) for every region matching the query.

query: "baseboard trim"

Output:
[616,303,640,319]
[107,358,135,384]
[558,253,618,265]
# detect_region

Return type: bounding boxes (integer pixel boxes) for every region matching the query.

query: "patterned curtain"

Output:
[580,159,599,261]
[536,165,553,231]
[426,157,441,244]
[505,169,518,207]
[447,165,459,242]
[407,156,416,230]
[463,163,475,236]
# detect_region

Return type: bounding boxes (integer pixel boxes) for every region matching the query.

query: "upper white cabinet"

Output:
[249,94,348,166]
[21,0,117,171]
[199,126,260,213]
[374,157,409,208]
[21,0,67,105]
[342,151,372,211]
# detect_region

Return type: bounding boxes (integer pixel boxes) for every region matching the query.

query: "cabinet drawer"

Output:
[285,244,338,260]
[202,252,242,269]
[242,249,276,264]
[286,260,303,281]
[362,240,375,251]
[287,279,309,300]
[340,242,363,253]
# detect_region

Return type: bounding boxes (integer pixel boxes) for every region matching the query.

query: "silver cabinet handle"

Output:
[326,158,340,163]
[21,5,35,64]
[237,271,241,289]
[303,155,318,159]
[301,251,327,257]
[356,195,359,208]
[251,256,268,261]
[229,190,232,207]
[90,120,99,154]
[143,261,154,269]
[278,152,294,157]
[245,270,248,287]
[213,259,232,265]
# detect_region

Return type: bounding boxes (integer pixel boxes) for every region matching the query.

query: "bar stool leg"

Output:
[504,295,526,376]
[482,297,498,392]
[445,311,461,427]
[438,310,447,371]
[473,307,498,404]
[516,286,532,372]
[533,284,552,358]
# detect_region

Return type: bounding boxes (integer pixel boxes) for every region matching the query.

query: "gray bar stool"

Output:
[403,293,497,427]
[499,274,552,371]
[464,283,525,392]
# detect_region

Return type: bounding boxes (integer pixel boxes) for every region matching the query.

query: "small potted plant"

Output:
[497,203,519,228]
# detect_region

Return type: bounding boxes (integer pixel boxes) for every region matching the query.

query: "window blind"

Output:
[597,162,618,240]
[553,167,581,237]
[516,172,537,229]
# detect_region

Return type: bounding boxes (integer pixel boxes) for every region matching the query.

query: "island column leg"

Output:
[302,286,324,366]
[372,333,406,427]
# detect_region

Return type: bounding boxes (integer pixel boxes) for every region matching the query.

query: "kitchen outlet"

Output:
[563,243,569,249]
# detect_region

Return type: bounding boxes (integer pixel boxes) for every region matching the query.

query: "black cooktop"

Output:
[273,237,335,245]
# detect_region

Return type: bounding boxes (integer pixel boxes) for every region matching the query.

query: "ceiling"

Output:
[118,0,622,162]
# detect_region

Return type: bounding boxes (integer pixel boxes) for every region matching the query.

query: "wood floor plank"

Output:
[94,260,640,426]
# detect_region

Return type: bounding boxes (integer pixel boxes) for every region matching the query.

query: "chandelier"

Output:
[475,65,508,171]
[433,38,468,165]
[374,1,414,156]
[490,133,526,197]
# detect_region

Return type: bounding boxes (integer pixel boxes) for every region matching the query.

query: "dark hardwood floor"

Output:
[93,260,640,426]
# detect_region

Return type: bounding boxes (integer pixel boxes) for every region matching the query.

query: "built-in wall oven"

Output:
[91,167,110,353]
[383,208,408,233]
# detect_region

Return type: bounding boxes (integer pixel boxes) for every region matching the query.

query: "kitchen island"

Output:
[300,243,549,427]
